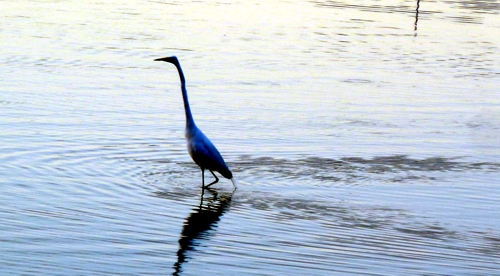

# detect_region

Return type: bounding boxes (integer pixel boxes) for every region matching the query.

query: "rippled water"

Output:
[1,0,500,275]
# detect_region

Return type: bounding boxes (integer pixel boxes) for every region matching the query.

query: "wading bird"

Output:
[155,56,236,189]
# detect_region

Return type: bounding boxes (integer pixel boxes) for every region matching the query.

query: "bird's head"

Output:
[154,56,179,65]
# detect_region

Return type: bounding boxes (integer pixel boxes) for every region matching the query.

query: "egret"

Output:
[155,56,236,189]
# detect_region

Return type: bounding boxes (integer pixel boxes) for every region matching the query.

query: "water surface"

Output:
[1,0,499,275]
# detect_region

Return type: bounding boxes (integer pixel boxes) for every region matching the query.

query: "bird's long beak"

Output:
[154,56,177,63]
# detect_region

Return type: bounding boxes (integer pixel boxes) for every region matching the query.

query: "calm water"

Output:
[1,0,500,275]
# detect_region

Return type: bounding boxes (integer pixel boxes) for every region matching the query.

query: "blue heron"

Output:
[155,56,236,189]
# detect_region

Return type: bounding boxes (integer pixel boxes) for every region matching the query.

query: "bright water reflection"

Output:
[1,0,500,275]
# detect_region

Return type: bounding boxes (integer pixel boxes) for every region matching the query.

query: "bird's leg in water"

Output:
[201,169,205,188]
[205,170,219,187]
[199,186,205,208]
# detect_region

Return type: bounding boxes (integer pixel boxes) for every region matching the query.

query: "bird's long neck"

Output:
[172,62,196,129]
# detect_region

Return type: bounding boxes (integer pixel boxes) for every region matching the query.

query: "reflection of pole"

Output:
[414,0,420,36]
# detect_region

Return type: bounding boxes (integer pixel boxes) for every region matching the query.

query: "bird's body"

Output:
[155,56,235,188]
[186,127,233,179]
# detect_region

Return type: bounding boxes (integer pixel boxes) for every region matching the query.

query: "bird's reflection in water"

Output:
[173,188,233,275]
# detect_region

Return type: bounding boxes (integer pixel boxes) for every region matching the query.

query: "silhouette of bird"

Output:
[155,56,236,189]
[172,188,234,275]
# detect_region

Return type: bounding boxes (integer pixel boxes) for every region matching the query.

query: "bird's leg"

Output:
[201,169,205,188]
[205,170,219,188]
[199,186,205,208]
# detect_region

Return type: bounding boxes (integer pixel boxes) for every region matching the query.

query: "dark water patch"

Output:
[444,0,500,14]
[476,233,500,256]
[447,14,483,24]
[394,224,460,240]
[229,155,500,185]
[341,78,372,84]
[311,1,420,15]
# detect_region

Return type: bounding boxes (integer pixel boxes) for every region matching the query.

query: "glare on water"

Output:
[1,0,499,275]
